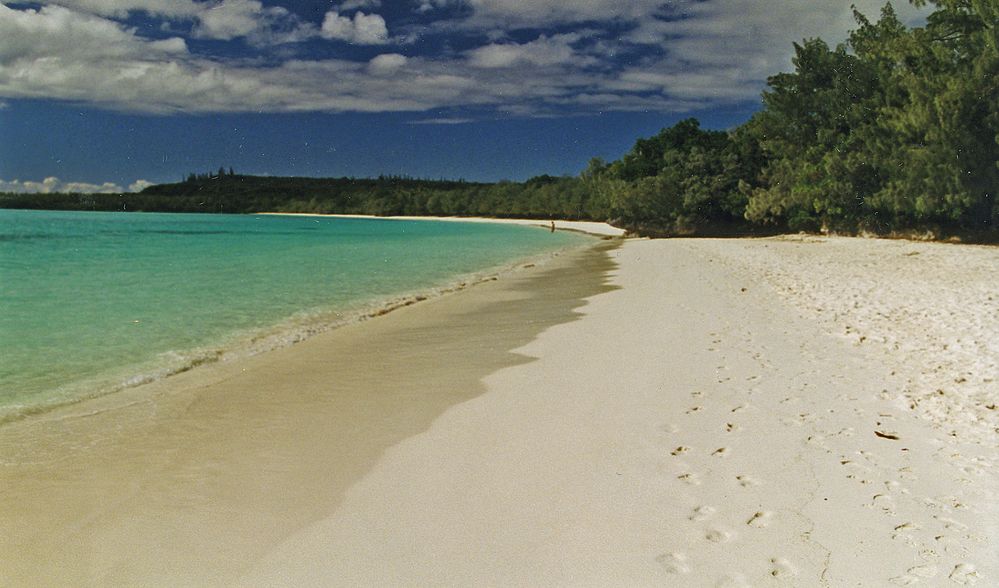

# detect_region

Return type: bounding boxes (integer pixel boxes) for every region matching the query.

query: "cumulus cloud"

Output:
[0,176,139,194]
[368,53,408,74]
[608,0,931,105]
[43,0,203,20]
[0,0,933,117]
[0,4,188,62]
[419,0,662,28]
[338,0,382,11]
[129,179,155,192]
[626,1,927,71]
[320,11,389,44]
[415,0,442,14]
[194,0,264,40]
[45,0,310,43]
[466,33,589,69]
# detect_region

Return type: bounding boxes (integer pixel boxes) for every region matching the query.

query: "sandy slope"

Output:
[248,237,997,586]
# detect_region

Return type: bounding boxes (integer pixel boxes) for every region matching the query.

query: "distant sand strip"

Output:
[256,212,628,237]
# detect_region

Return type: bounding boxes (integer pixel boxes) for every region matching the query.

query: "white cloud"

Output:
[368,53,408,74]
[0,5,188,62]
[0,176,122,194]
[45,0,309,43]
[320,11,389,44]
[627,1,927,67]
[407,117,474,125]
[466,34,587,68]
[129,179,155,192]
[610,1,931,105]
[0,0,934,118]
[338,0,382,11]
[421,0,662,28]
[0,3,699,116]
[0,176,155,193]
[194,0,263,40]
[43,0,203,20]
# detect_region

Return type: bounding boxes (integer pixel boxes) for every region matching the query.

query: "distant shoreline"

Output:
[256,212,627,238]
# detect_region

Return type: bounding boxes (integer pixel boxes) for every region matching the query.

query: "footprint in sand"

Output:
[949,563,979,585]
[864,493,897,515]
[890,564,939,585]
[711,447,731,457]
[686,406,704,414]
[769,558,797,578]
[884,480,905,493]
[678,473,702,486]
[891,522,919,544]
[731,404,748,413]
[705,528,734,543]
[746,511,773,528]
[656,551,690,574]
[689,505,716,521]
[671,446,691,456]
[725,422,741,433]
[736,475,761,487]
[936,516,968,531]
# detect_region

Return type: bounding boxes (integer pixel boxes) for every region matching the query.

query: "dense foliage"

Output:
[2,1,996,240]
[587,0,998,237]
[0,174,602,220]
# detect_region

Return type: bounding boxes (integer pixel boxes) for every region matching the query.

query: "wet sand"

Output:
[0,241,618,586]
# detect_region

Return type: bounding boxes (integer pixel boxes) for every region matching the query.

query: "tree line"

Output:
[585,0,997,238]
[2,1,995,240]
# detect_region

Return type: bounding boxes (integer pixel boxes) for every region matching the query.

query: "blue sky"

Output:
[0,0,927,192]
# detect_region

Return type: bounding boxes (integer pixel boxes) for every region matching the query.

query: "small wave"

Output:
[139,229,237,235]
[0,233,59,242]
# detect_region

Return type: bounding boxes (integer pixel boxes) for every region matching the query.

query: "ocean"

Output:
[0,209,588,422]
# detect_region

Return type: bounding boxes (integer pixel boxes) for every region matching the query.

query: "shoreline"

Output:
[2,234,996,585]
[0,215,608,427]
[0,239,621,586]
[256,212,628,238]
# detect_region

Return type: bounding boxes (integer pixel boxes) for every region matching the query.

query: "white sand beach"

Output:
[247,235,998,586]
[2,232,996,586]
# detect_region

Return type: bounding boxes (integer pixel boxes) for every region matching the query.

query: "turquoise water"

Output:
[0,210,588,422]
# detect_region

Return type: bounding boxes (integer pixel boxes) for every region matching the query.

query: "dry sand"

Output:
[248,236,998,587]
[2,233,996,586]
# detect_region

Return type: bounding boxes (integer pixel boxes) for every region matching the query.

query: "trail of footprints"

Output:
[659,379,983,585]
[656,322,987,584]
[658,385,789,582]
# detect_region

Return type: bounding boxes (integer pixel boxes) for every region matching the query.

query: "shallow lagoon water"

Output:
[0,209,586,421]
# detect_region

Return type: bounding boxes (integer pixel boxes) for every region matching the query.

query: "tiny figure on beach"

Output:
[550,221,556,233]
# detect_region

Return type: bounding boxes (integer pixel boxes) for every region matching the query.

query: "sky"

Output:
[0,0,928,192]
